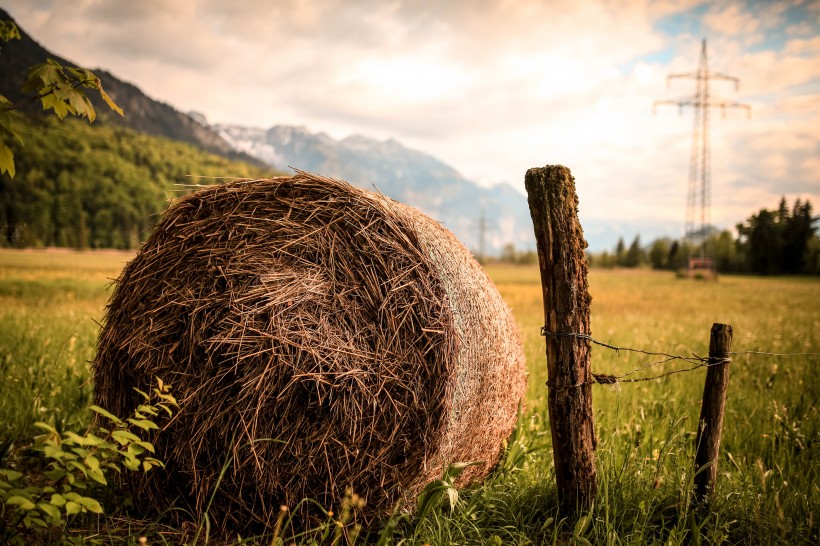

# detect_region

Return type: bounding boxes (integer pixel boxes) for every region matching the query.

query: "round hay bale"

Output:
[93,172,526,532]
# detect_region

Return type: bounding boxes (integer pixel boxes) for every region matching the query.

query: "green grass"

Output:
[1,252,817,544]
[0,250,132,445]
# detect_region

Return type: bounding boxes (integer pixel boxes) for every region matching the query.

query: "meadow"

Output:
[0,249,817,544]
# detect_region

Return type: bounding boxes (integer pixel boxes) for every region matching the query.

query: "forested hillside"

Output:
[0,7,258,163]
[0,114,276,248]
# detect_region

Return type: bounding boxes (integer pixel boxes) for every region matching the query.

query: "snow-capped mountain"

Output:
[214,124,536,256]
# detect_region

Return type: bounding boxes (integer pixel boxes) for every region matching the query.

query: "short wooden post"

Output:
[525,165,597,514]
[694,323,733,502]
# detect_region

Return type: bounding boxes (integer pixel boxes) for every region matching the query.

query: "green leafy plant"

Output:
[414,461,482,522]
[0,378,177,545]
[0,19,123,178]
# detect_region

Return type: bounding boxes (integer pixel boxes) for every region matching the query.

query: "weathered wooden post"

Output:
[694,323,733,503]
[525,165,597,514]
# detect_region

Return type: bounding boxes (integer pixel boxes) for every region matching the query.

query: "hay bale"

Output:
[93,172,526,532]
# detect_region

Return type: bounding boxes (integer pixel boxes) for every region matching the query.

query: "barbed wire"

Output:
[539,327,819,389]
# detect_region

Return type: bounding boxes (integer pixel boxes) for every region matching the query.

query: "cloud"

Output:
[3,0,819,246]
[703,3,762,37]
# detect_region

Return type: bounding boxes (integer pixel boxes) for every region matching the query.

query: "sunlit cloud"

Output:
[3,0,818,249]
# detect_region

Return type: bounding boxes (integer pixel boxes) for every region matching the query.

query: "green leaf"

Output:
[43,444,68,460]
[444,461,481,482]
[141,458,164,472]
[37,502,62,524]
[90,405,124,425]
[76,495,103,514]
[99,86,124,116]
[66,66,94,84]
[134,388,149,400]
[71,447,90,459]
[23,515,47,529]
[23,59,67,93]
[118,450,140,470]
[127,443,145,456]
[135,440,156,454]
[64,501,82,515]
[137,405,159,416]
[573,512,592,538]
[127,418,159,431]
[84,454,101,472]
[66,89,96,122]
[65,431,105,447]
[415,479,448,521]
[67,461,88,477]
[6,495,36,511]
[0,469,23,482]
[44,468,67,481]
[33,422,57,434]
[446,486,460,511]
[122,456,140,471]
[40,91,74,119]
[88,467,107,485]
[111,429,141,445]
[0,142,13,178]
[159,393,178,407]
[50,493,67,507]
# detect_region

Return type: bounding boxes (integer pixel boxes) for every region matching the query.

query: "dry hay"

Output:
[93,171,526,533]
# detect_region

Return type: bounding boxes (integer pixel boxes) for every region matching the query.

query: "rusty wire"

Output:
[540,328,816,389]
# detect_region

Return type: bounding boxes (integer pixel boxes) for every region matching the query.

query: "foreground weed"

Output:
[0,378,177,545]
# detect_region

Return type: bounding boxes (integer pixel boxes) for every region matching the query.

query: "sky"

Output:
[3,0,819,249]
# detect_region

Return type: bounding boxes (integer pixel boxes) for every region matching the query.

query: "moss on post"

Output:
[525,165,597,514]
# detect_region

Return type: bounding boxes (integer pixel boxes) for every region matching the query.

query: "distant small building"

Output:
[684,256,716,279]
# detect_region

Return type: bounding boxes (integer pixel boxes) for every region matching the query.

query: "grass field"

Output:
[0,249,817,544]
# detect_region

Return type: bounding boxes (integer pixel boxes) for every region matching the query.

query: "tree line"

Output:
[586,198,819,275]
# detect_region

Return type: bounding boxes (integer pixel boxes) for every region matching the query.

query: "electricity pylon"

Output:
[478,208,486,263]
[654,39,750,256]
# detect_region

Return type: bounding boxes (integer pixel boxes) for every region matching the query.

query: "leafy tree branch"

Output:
[0,19,123,178]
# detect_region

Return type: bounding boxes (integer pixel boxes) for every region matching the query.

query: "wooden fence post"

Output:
[525,165,597,514]
[694,323,733,503]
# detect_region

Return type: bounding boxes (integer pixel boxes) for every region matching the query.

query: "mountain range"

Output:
[213,124,535,254]
[1,7,534,255]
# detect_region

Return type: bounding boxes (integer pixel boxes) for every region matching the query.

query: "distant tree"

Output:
[804,236,820,275]
[667,240,694,271]
[624,235,643,268]
[781,199,814,273]
[710,230,741,273]
[0,19,122,177]
[586,250,615,268]
[517,250,538,265]
[736,197,817,275]
[648,238,671,270]
[501,243,517,263]
[614,237,626,266]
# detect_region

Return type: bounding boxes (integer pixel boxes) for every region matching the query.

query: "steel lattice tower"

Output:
[655,39,749,255]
